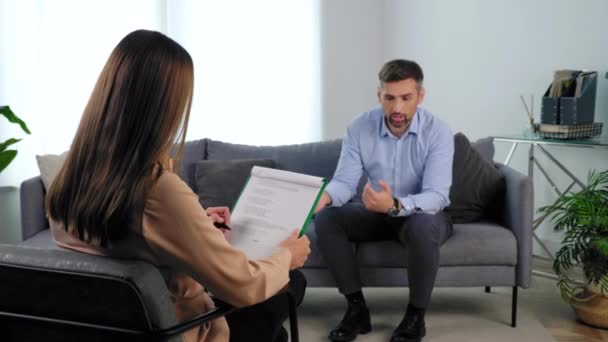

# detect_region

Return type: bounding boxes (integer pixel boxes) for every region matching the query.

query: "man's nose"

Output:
[392,99,405,113]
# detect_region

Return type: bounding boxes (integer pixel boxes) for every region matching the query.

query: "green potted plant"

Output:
[0,106,31,173]
[0,106,31,244]
[539,170,608,327]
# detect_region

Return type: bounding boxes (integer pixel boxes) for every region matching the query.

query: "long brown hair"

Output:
[47,29,193,246]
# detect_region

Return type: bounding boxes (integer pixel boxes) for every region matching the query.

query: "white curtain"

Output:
[0,0,321,186]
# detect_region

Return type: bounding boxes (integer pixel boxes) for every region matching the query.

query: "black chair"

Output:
[0,244,299,341]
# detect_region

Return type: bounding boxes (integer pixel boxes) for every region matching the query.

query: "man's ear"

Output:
[377,87,382,103]
[417,87,426,104]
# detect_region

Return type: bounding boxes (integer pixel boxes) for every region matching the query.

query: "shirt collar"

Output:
[380,107,421,138]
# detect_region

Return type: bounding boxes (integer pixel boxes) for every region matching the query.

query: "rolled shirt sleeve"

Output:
[325,124,364,207]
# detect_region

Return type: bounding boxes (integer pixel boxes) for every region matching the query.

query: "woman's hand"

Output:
[279,230,311,270]
[206,206,231,225]
[206,207,231,239]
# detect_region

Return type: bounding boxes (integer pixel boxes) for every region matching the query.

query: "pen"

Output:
[213,222,232,230]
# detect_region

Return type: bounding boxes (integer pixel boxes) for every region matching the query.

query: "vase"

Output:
[586,280,607,297]
[571,285,608,329]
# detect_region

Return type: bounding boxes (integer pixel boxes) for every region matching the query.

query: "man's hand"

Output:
[362,180,394,213]
[314,191,332,214]
[206,207,231,239]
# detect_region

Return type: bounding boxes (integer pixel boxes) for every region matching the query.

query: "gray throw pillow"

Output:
[471,136,495,162]
[195,159,275,209]
[446,133,505,223]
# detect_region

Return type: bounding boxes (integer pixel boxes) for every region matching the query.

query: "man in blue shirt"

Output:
[315,59,454,342]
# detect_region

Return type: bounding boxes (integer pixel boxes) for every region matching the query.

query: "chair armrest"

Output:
[155,299,235,338]
[496,163,534,288]
[20,177,48,241]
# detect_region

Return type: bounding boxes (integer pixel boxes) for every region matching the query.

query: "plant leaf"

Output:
[0,106,31,134]
[592,237,608,257]
[0,138,21,153]
[544,169,608,302]
[0,150,17,173]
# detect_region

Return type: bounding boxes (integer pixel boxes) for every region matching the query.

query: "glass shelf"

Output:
[494,130,608,149]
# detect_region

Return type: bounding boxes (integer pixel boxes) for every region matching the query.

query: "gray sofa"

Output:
[17,135,533,327]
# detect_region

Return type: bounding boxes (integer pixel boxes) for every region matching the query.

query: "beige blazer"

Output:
[50,171,292,342]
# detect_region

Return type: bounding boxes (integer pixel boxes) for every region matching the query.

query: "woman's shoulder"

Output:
[147,170,198,206]
[152,170,191,192]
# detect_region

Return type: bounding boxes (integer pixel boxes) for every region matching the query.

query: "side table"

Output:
[494,131,608,279]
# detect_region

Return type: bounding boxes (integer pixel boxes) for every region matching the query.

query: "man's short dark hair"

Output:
[378,59,424,89]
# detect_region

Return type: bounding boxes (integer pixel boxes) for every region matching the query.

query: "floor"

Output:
[299,258,608,342]
[529,258,608,341]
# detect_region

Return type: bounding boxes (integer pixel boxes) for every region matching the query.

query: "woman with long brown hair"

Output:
[46,29,310,342]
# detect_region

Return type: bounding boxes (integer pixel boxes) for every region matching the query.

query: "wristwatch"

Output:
[387,197,400,216]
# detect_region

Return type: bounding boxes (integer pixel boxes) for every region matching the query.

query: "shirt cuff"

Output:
[396,197,416,217]
[325,182,349,207]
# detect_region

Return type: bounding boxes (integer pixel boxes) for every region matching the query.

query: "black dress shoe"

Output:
[390,305,426,342]
[328,303,371,341]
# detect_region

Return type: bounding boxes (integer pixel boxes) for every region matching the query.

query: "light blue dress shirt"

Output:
[325,106,454,216]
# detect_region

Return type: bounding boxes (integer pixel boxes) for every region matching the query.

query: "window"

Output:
[0,0,320,186]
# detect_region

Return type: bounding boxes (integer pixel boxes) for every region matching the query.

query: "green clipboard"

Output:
[231,170,327,238]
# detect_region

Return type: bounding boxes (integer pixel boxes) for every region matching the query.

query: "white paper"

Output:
[228,166,325,260]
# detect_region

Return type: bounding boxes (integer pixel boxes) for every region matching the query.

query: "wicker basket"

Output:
[532,122,603,140]
[570,288,608,329]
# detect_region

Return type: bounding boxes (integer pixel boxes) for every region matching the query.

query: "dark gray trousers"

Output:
[315,203,453,309]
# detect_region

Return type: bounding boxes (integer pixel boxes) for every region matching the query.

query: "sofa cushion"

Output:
[471,136,495,162]
[356,222,517,267]
[195,159,275,208]
[35,151,68,190]
[205,139,342,181]
[446,133,505,223]
[20,229,59,249]
[179,138,208,191]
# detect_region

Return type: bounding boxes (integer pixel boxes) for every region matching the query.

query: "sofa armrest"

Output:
[496,163,533,288]
[20,176,48,241]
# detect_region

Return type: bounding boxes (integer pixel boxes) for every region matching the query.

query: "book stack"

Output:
[534,122,603,140]
[538,70,602,139]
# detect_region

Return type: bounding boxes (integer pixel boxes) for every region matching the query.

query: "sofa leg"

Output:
[485,286,491,293]
[511,286,518,328]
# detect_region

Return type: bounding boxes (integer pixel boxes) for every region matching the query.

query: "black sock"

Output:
[407,303,425,316]
[345,291,366,307]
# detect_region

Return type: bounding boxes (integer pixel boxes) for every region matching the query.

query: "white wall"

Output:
[167,0,321,145]
[379,0,608,252]
[0,1,321,187]
[320,0,385,139]
[0,0,164,187]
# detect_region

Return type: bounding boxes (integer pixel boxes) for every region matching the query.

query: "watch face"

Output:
[388,207,400,216]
